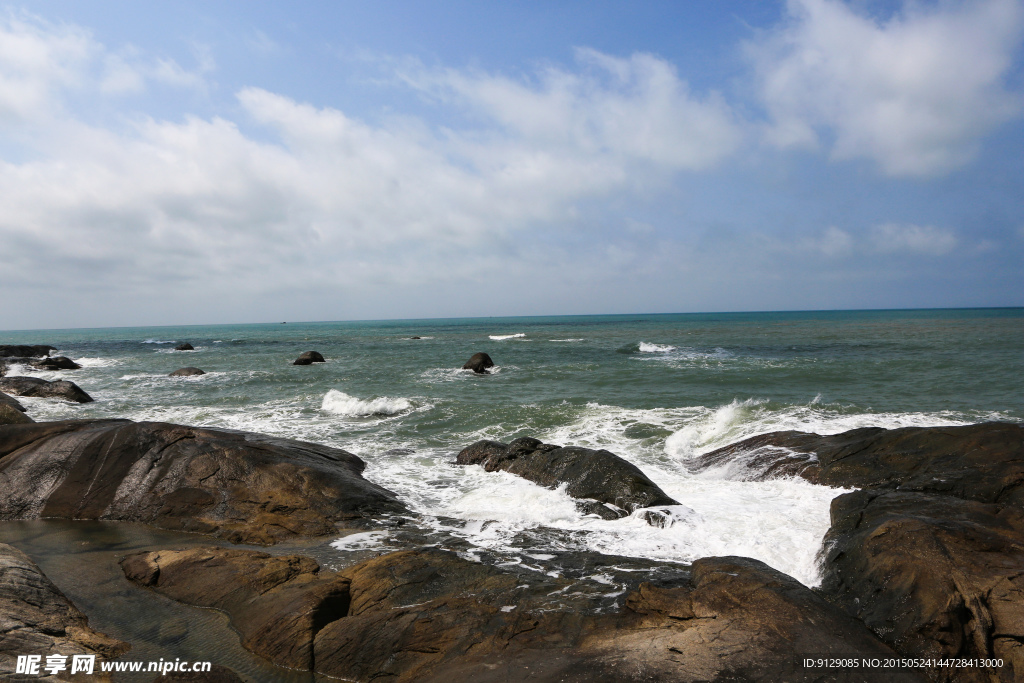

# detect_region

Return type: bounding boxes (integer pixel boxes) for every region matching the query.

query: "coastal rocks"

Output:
[694,422,1024,506]
[0,345,56,358]
[123,547,915,682]
[0,377,93,403]
[0,404,33,425]
[461,352,493,374]
[174,343,194,351]
[0,419,406,544]
[0,392,26,413]
[33,356,82,371]
[293,351,325,365]
[0,543,129,679]
[457,437,679,513]
[820,489,1024,682]
[169,367,205,377]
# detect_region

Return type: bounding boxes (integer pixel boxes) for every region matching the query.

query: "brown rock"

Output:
[169,367,205,377]
[293,351,325,365]
[0,404,33,425]
[0,376,93,403]
[33,356,82,370]
[0,419,406,544]
[461,352,493,374]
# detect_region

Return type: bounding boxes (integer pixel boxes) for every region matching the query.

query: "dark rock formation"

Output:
[0,360,5,378]
[0,404,33,425]
[0,345,56,358]
[0,419,406,544]
[820,489,1024,682]
[174,343,194,351]
[461,352,494,374]
[0,391,25,413]
[0,376,93,403]
[169,367,205,377]
[293,351,326,365]
[33,356,82,370]
[457,437,679,512]
[123,547,916,682]
[0,542,129,679]
[694,422,1024,506]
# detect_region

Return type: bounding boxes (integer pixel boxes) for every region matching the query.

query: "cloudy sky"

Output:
[2,0,1023,330]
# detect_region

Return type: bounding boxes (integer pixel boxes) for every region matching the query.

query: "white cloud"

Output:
[750,0,1024,176]
[870,223,957,255]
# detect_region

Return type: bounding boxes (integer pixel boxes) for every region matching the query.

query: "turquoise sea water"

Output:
[3,308,1022,586]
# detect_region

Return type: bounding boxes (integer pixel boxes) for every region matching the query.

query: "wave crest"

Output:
[321,389,413,417]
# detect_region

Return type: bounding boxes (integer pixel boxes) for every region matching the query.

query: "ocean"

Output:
[3,308,1022,588]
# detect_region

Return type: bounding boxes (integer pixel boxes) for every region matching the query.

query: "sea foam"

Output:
[321,389,413,417]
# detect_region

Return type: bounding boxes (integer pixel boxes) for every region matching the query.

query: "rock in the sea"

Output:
[0,345,56,358]
[169,367,205,377]
[694,422,1024,506]
[0,404,33,425]
[461,352,494,374]
[174,343,194,351]
[0,376,93,403]
[0,419,406,544]
[33,356,82,370]
[0,391,26,413]
[820,489,1024,682]
[457,437,679,512]
[0,542,129,679]
[123,547,916,682]
[293,351,326,365]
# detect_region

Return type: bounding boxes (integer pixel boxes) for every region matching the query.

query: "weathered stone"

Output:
[461,352,493,374]
[0,404,33,425]
[0,391,25,413]
[0,377,93,403]
[292,351,325,365]
[457,437,679,511]
[0,345,56,358]
[169,367,205,377]
[0,542,129,680]
[0,419,406,544]
[174,343,194,351]
[33,356,82,370]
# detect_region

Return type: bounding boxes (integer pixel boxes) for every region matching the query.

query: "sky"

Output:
[1,0,1023,330]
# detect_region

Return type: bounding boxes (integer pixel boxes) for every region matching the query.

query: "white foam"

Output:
[550,338,584,342]
[321,389,413,417]
[420,366,505,382]
[331,531,389,551]
[141,339,175,344]
[490,333,526,340]
[638,342,675,353]
[73,357,122,368]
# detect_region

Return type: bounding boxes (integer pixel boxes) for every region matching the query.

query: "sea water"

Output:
[3,308,1022,587]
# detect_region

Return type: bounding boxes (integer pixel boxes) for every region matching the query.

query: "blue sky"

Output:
[2,0,1023,330]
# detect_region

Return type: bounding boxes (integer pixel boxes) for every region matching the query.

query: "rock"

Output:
[410,336,421,339]
[33,356,82,370]
[0,419,406,544]
[0,345,56,358]
[0,376,93,403]
[820,489,1024,682]
[174,343,194,351]
[0,391,25,412]
[169,367,205,377]
[0,404,33,425]
[694,422,1024,506]
[293,351,326,365]
[457,437,679,512]
[461,352,493,374]
[124,547,915,682]
[0,542,129,679]
[0,360,5,377]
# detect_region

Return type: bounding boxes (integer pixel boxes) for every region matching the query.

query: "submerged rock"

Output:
[33,356,82,370]
[694,422,1024,506]
[0,376,93,403]
[457,437,679,512]
[174,343,194,351]
[293,351,326,365]
[0,345,56,358]
[820,489,1024,682]
[0,542,129,678]
[461,352,493,374]
[122,546,915,682]
[0,419,406,544]
[169,367,205,377]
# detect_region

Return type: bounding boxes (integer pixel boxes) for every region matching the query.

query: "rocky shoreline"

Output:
[0,346,1021,681]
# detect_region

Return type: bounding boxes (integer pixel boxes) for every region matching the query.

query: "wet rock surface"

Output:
[0,345,56,358]
[0,419,406,544]
[174,343,194,351]
[33,357,82,371]
[694,422,1024,506]
[0,377,93,403]
[169,367,205,377]
[821,489,1024,682]
[0,404,33,425]
[0,542,129,679]
[458,436,679,512]
[292,351,325,365]
[461,352,493,374]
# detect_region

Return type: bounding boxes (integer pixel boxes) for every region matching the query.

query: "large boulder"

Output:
[0,345,56,358]
[694,422,1024,506]
[0,543,129,680]
[820,489,1024,682]
[461,352,493,374]
[169,367,205,377]
[293,351,326,365]
[458,437,679,514]
[0,376,93,403]
[0,404,33,425]
[123,547,916,683]
[0,419,406,544]
[0,391,25,413]
[33,356,82,370]
[174,343,194,351]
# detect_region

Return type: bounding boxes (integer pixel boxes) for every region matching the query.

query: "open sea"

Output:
[3,308,1022,589]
